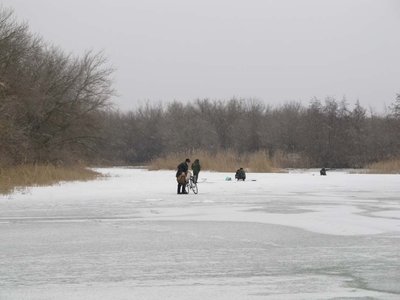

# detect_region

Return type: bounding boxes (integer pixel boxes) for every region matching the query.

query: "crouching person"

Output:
[320,167,327,176]
[176,158,190,194]
[235,167,246,181]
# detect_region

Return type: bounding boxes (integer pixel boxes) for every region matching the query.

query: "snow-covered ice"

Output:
[1,168,399,299]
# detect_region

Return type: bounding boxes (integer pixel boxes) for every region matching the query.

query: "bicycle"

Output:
[186,175,198,194]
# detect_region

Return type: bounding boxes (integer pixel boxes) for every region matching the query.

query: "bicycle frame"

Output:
[186,175,198,194]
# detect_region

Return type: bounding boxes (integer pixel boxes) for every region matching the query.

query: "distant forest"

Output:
[1,8,400,169]
[98,97,400,168]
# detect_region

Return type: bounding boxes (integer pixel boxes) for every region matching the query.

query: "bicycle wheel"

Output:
[191,182,198,194]
[186,182,190,194]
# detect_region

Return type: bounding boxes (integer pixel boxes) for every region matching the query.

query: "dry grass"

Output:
[366,158,400,174]
[271,151,312,169]
[149,150,284,172]
[0,164,101,195]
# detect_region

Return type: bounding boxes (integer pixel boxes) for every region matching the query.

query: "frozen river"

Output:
[1,168,399,299]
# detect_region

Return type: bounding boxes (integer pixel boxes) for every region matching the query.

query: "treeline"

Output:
[100,97,400,168]
[1,7,400,169]
[0,8,113,166]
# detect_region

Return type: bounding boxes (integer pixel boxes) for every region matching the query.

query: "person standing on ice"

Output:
[191,159,201,184]
[176,158,190,194]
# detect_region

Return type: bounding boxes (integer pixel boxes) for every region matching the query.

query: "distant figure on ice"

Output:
[191,159,201,184]
[176,158,190,194]
[320,167,327,176]
[235,167,246,181]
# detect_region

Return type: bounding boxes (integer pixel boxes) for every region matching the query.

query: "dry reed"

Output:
[366,158,400,174]
[0,164,100,195]
[271,150,311,169]
[149,150,283,172]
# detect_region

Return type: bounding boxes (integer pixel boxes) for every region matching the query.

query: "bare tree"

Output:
[0,7,114,165]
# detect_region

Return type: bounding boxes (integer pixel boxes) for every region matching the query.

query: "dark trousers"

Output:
[177,183,187,194]
[193,173,199,184]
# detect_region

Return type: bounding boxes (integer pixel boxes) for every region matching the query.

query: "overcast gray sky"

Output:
[3,0,400,111]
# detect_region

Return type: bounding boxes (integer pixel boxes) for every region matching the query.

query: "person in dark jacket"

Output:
[235,168,246,181]
[320,167,327,176]
[176,158,190,194]
[191,159,201,184]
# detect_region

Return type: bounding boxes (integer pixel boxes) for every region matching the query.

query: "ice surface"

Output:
[1,168,399,299]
